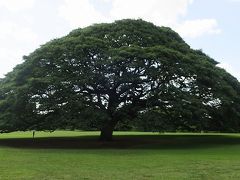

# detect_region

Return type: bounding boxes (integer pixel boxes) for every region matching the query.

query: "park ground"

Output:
[0,131,240,179]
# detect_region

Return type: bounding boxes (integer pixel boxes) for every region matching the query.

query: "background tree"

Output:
[0,19,240,140]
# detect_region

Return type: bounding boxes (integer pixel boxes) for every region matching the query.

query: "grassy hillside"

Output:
[0,131,240,179]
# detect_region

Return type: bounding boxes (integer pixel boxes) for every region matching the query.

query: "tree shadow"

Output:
[1,134,240,149]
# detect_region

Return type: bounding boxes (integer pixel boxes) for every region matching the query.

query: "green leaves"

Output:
[0,19,240,133]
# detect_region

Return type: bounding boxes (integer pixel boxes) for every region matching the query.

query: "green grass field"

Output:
[1,131,240,180]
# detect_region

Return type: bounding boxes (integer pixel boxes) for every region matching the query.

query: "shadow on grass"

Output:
[1,134,240,149]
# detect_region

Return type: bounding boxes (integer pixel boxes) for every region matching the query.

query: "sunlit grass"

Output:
[1,131,240,179]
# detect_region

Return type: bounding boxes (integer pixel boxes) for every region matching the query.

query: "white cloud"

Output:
[0,48,26,77]
[58,0,220,39]
[0,22,38,42]
[175,19,221,38]
[110,0,193,26]
[58,0,193,28]
[0,0,35,12]
[0,0,37,78]
[58,0,109,28]
[0,21,39,77]
[218,62,240,80]
[100,0,112,2]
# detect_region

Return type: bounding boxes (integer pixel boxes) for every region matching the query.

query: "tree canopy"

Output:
[0,19,240,140]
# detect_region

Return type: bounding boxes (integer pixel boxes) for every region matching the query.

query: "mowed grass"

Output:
[1,131,240,179]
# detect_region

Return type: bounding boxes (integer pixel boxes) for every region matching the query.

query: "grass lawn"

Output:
[1,131,240,179]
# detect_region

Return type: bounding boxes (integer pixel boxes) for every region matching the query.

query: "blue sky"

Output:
[0,0,239,80]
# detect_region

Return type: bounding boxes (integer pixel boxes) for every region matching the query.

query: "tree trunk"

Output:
[99,121,117,141]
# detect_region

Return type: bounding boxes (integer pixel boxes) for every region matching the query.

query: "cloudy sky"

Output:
[0,0,239,80]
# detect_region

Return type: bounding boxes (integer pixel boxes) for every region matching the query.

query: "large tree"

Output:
[0,19,240,140]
